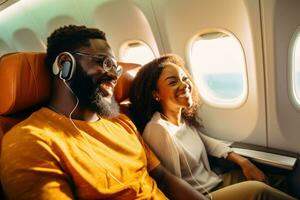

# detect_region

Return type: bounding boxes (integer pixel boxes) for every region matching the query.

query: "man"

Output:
[0,25,207,200]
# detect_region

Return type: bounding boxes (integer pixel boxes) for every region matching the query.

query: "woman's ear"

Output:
[152,90,160,101]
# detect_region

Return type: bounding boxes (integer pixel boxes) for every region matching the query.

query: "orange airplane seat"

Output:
[0,52,50,144]
[0,52,141,199]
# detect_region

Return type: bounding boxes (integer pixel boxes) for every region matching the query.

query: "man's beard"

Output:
[70,65,119,118]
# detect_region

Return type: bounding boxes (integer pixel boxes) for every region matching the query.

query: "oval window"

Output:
[189,31,247,107]
[120,41,155,65]
[291,31,300,106]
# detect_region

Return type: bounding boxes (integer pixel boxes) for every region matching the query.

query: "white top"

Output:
[143,112,232,193]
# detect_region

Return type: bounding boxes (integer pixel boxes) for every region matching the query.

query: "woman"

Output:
[129,54,296,200]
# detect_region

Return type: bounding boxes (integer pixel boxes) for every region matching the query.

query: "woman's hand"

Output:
[227,152,268,183]
[240,158,268,183]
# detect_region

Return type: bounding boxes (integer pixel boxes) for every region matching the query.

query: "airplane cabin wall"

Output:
[0,0,161,59]
[261,0,300,153]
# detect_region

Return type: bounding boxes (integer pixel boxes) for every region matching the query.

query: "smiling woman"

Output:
[129,54,201,133]
[129,54,297,200]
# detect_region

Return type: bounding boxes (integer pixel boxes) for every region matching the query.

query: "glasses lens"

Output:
[103,57,123,76]
[116,65,123,76]
[102,57,113,71]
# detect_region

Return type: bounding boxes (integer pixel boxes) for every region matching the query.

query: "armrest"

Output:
[231,142,299,170]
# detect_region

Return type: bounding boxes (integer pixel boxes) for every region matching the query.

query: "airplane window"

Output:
[292,33,300,104]
[189,31,247,108]
[120,41,155,65]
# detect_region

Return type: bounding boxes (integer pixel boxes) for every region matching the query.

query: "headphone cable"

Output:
[62,80,126,186]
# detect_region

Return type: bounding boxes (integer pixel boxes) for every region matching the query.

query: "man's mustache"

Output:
[95,75,116,86]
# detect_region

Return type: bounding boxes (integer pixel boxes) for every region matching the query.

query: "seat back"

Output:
[0,52,141,136]
[0,52,50,146]
[0,52,141,198]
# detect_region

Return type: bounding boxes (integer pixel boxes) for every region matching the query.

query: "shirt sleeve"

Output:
[135,132,161,172]
[143,122,182,177]
[0,128,75,200]
[198,131,232,158]
[116,114,160,172]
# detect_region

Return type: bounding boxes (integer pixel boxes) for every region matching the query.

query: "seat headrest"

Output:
[114,62,141,103]
[0,52,141,115]
[0,52,50,115]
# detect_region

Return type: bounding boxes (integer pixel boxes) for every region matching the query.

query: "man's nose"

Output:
[106,69,118,80]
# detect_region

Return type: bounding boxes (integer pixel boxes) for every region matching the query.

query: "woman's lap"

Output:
[209,169,296,200]
[210,180,296,200]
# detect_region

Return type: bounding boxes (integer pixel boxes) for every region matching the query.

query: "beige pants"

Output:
[209,170,297,200]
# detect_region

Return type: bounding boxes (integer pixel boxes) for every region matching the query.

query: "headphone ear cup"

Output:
[60,61,72,80]
[60,52,76,80]
[52,52,76,80]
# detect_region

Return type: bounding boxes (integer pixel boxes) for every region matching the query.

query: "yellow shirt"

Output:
[1,108,167,200]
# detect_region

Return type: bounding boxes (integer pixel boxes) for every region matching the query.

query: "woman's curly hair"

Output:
[129,54,203,133]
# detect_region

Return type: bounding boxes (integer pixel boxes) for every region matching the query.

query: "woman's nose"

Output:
[179,81,188,89]
[179,80,192,92]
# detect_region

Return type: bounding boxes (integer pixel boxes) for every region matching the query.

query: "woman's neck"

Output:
[161,108,182,126]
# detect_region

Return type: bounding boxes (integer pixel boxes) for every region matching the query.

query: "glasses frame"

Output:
[73,52,123,76]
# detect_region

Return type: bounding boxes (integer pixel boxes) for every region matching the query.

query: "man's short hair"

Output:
[45,25,106,73]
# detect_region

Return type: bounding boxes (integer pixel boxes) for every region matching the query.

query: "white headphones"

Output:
[52,52,76,80]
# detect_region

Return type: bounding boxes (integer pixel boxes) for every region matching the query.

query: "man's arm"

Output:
[1,132,75,200]
[150,164,208,200]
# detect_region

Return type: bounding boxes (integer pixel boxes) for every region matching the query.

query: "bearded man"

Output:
[0,25,208,200]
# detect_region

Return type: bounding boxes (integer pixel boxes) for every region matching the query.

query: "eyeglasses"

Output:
[73,52,123,77]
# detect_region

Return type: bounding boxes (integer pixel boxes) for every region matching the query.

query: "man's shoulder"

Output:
[3,108,56,141]
[116,113,132,122]
[15,107,53,125]
[111,113,139,134]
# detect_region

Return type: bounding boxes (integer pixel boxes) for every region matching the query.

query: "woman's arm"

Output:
[143,122,181,177]
[198,132,232,158]
[198,131,267,182]
[227,152,268,183]
[150,164,208,200]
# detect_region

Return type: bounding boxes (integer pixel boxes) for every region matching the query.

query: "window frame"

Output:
[288,27,300,109]
[186,28,248,108]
